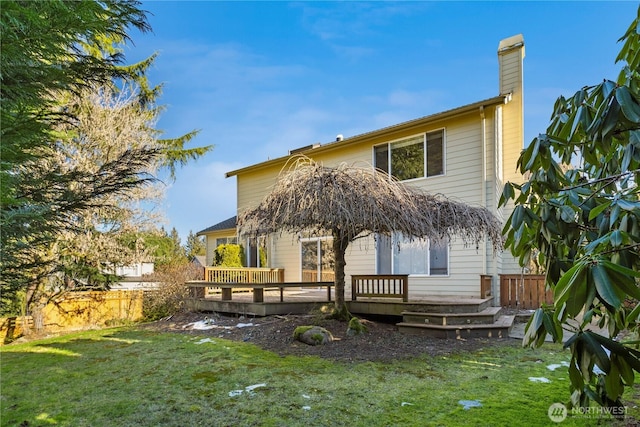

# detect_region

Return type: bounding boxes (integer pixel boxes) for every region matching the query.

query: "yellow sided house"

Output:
[194,35,546,337]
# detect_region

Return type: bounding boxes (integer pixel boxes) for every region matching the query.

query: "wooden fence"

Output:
[500,274,551,309]
[0,290,145,344]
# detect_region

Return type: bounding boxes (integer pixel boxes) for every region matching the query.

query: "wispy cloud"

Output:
[297,2,425,41]
[295,2,429,61]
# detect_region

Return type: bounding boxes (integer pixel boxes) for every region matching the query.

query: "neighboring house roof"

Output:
[225,95,508,178]
[196,216,237,235]
[191,255,207,267]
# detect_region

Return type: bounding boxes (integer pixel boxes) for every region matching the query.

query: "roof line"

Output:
[196,215,237,235]
[226,95,507,178]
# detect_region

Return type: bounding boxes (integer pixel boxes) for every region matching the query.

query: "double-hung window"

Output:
[374,129,444,180]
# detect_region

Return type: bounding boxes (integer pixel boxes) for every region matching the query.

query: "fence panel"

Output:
[500,274,551,309]
[1,290,145,344]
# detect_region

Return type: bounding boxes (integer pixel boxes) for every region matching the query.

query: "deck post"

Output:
[253,288,264,303]
[221,288,232,301]
[480,275,493,298]
[402,276,408,302]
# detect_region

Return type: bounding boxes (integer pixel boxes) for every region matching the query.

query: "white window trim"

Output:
[427,127,446,178]
[372,128,446,182]
[426,239,450,277]
[299,236,332,282]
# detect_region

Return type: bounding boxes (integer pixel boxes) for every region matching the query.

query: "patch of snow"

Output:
[194,338,215,345]
[183,320,258,331]
[228,383,267,397]
[188,321,218,330]
[458,400,482,410]
[245,383,267,392]
[529,377,551,383]
[236,323,256,328]
[547,361,570,371]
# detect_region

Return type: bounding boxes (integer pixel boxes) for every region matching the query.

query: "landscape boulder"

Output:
[293,325,334,346]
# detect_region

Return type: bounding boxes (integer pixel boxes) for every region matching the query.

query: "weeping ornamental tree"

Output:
[500,11,640,410]
[239,158,504,319]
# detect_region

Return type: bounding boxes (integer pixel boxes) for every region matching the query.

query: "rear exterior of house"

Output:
[210,35,526,300]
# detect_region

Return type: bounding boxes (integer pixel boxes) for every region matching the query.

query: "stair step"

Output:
[402,306,502,326]
[396,315,515,339]
[400,297,494,314]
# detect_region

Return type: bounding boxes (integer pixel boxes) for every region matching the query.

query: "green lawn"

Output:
[1,328,638,426]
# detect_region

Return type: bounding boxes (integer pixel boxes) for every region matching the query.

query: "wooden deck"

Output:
[186,288,335,316]
[184,273,522,339]
[184,285,513,339]
[186,286,493,317]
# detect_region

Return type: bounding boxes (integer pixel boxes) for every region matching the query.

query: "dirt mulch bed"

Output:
[139,311,521,362]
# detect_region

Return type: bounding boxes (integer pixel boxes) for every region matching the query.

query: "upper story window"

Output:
[374,129,444,181]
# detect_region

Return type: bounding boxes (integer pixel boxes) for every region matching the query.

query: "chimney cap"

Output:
[498,34,524,53]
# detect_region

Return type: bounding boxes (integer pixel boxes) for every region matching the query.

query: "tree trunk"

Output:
[330,231,351,320]
[24,280,40,316]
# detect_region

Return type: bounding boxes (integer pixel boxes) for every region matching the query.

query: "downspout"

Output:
[480,106,487,276]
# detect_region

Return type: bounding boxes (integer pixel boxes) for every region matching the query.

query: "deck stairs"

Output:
[395,298,514,339]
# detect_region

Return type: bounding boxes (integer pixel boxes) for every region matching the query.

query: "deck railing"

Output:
[351,274,409,302]
[187,281,333,303]
[204,267,285,283]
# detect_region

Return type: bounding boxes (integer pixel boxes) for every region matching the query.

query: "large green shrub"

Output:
[213,244,244,267]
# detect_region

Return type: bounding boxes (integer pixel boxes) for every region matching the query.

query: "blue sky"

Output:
[127,1,636,242]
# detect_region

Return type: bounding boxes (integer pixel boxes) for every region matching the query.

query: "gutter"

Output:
[480,105,487,276]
